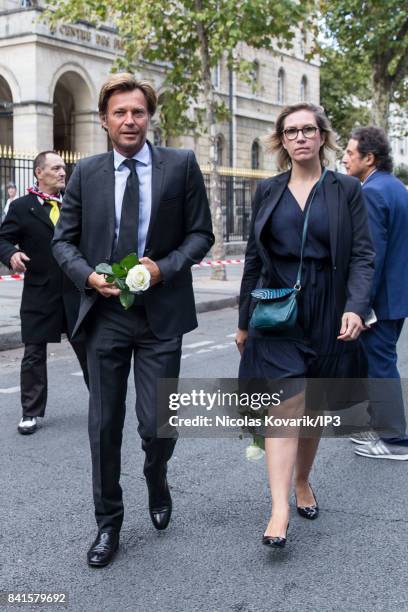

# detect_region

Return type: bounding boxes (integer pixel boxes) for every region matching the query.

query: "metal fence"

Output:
[0,148,271,242]
[0,149,77,212]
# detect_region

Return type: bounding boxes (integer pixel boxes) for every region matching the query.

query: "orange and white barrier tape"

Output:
[0,273,24,281]
[0,259,244,280]
[192,259,244,268]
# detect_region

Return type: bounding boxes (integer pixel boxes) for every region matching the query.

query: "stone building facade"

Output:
[0,0,320,172]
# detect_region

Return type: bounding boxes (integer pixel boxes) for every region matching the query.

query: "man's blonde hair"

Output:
[98,73,158,117]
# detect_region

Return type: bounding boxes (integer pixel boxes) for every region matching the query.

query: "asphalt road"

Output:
[1,307,408,612]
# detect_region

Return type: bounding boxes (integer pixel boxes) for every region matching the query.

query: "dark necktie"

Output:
[113,158,140,262]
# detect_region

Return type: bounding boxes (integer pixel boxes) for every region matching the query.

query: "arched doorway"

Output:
[53,77,74,152]
[0,75,13,149]
[52,70,93,153]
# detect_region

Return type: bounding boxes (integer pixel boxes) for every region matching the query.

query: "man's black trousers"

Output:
[86,297,182,532]
[21,339,88,418]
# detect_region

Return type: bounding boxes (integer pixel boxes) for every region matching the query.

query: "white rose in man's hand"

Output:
[126,264,151,292]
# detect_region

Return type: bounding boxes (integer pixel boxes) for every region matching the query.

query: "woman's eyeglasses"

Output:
[283,125,319,140]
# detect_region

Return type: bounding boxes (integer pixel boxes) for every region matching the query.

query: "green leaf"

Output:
[119,291,135,310]
[120,253,139,271]
[112,263,127,277]
[95,263,113,275]
[105,275,115,283]
[114,277,127,290]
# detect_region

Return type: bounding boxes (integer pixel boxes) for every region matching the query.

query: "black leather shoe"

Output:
[262,523,289,548]
[147,477,172,531]
[87,529,119,567]
[296,484,319,520]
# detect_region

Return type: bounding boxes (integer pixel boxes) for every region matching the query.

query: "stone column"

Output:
[73,110,107,155]
[12,102,53,153]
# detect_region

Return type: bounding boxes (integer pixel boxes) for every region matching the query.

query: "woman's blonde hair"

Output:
[265,103,338,171]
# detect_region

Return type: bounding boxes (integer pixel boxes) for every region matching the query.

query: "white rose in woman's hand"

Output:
[126,264,151,292]
[245,443,265,461]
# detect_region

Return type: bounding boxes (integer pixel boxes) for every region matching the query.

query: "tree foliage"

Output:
[320,0,408,131]
[45,0,314,137]
[319,47,371,147]
[45,0,314,274]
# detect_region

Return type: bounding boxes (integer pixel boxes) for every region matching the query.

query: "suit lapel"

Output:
[101,151,116,259]
[323,170,339,265]
[145,143,164,248]
[28,195,54,231]
[254,171,290,245]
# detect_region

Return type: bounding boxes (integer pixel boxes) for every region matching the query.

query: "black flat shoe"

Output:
[296,483,319,520]
[262,523,289,548]
[87,528,119,567]
[147,477,172,531]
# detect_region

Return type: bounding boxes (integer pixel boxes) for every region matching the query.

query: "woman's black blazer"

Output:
[238,169,375,330]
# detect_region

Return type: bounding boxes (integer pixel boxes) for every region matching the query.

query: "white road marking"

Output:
[181,340,236,360]
[183,340,214,349]
[71,371,84,376]
[226,333,236,338]
[211,343,235,350]
[0,386,20,394]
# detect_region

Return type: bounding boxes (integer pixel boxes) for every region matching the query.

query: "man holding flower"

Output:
[52,73,214,567]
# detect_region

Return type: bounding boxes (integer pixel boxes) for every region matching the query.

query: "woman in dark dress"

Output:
[236,103,375,548]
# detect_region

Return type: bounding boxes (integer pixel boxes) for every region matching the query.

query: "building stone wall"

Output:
[0,1,320,171]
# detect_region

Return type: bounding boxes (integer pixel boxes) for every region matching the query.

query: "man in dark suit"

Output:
[0,151,88,435]
[52,73,214,567]
[343,126,408,459]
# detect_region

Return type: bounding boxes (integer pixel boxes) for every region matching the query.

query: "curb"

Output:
[0,330,23,352]
[0,297,239,352]
[196,295,239,314]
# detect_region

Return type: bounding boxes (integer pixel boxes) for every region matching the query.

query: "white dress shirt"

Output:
[113,143,152,258]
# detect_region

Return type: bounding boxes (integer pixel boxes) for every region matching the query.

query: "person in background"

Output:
[343,127,408,459]
[236,103,374,548]
[0,151,88,436]
[2,182,17,222]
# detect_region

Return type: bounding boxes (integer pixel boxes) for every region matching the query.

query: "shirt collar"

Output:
[113,142,151,170]
[362,168,378,185]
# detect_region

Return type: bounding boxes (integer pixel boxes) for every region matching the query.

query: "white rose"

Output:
[126,264,151,292]
[245,443,265,461]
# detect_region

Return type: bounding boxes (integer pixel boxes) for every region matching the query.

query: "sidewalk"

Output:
[0,262,243,351]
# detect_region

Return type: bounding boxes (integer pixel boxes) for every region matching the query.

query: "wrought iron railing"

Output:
[0,146,272,242]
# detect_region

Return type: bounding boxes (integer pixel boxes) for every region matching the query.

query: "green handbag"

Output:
[250,169,328,331]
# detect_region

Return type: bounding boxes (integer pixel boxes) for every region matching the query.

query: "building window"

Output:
[251,140,260,169]
[300,76,308,102]
[211,63,221,90]
[215,134,224,165]
[250,60,260,90]
[277,68,285,105]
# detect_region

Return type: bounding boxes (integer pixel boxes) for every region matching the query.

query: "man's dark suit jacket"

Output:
[52,145,214,339]
[239,169,375,330]
[0,193,80,343]
[362,170,408,320]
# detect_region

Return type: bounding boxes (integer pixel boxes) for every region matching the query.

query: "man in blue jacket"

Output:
[343,126,408,459]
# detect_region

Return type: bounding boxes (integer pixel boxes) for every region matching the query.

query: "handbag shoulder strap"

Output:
[294,167,328,290]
